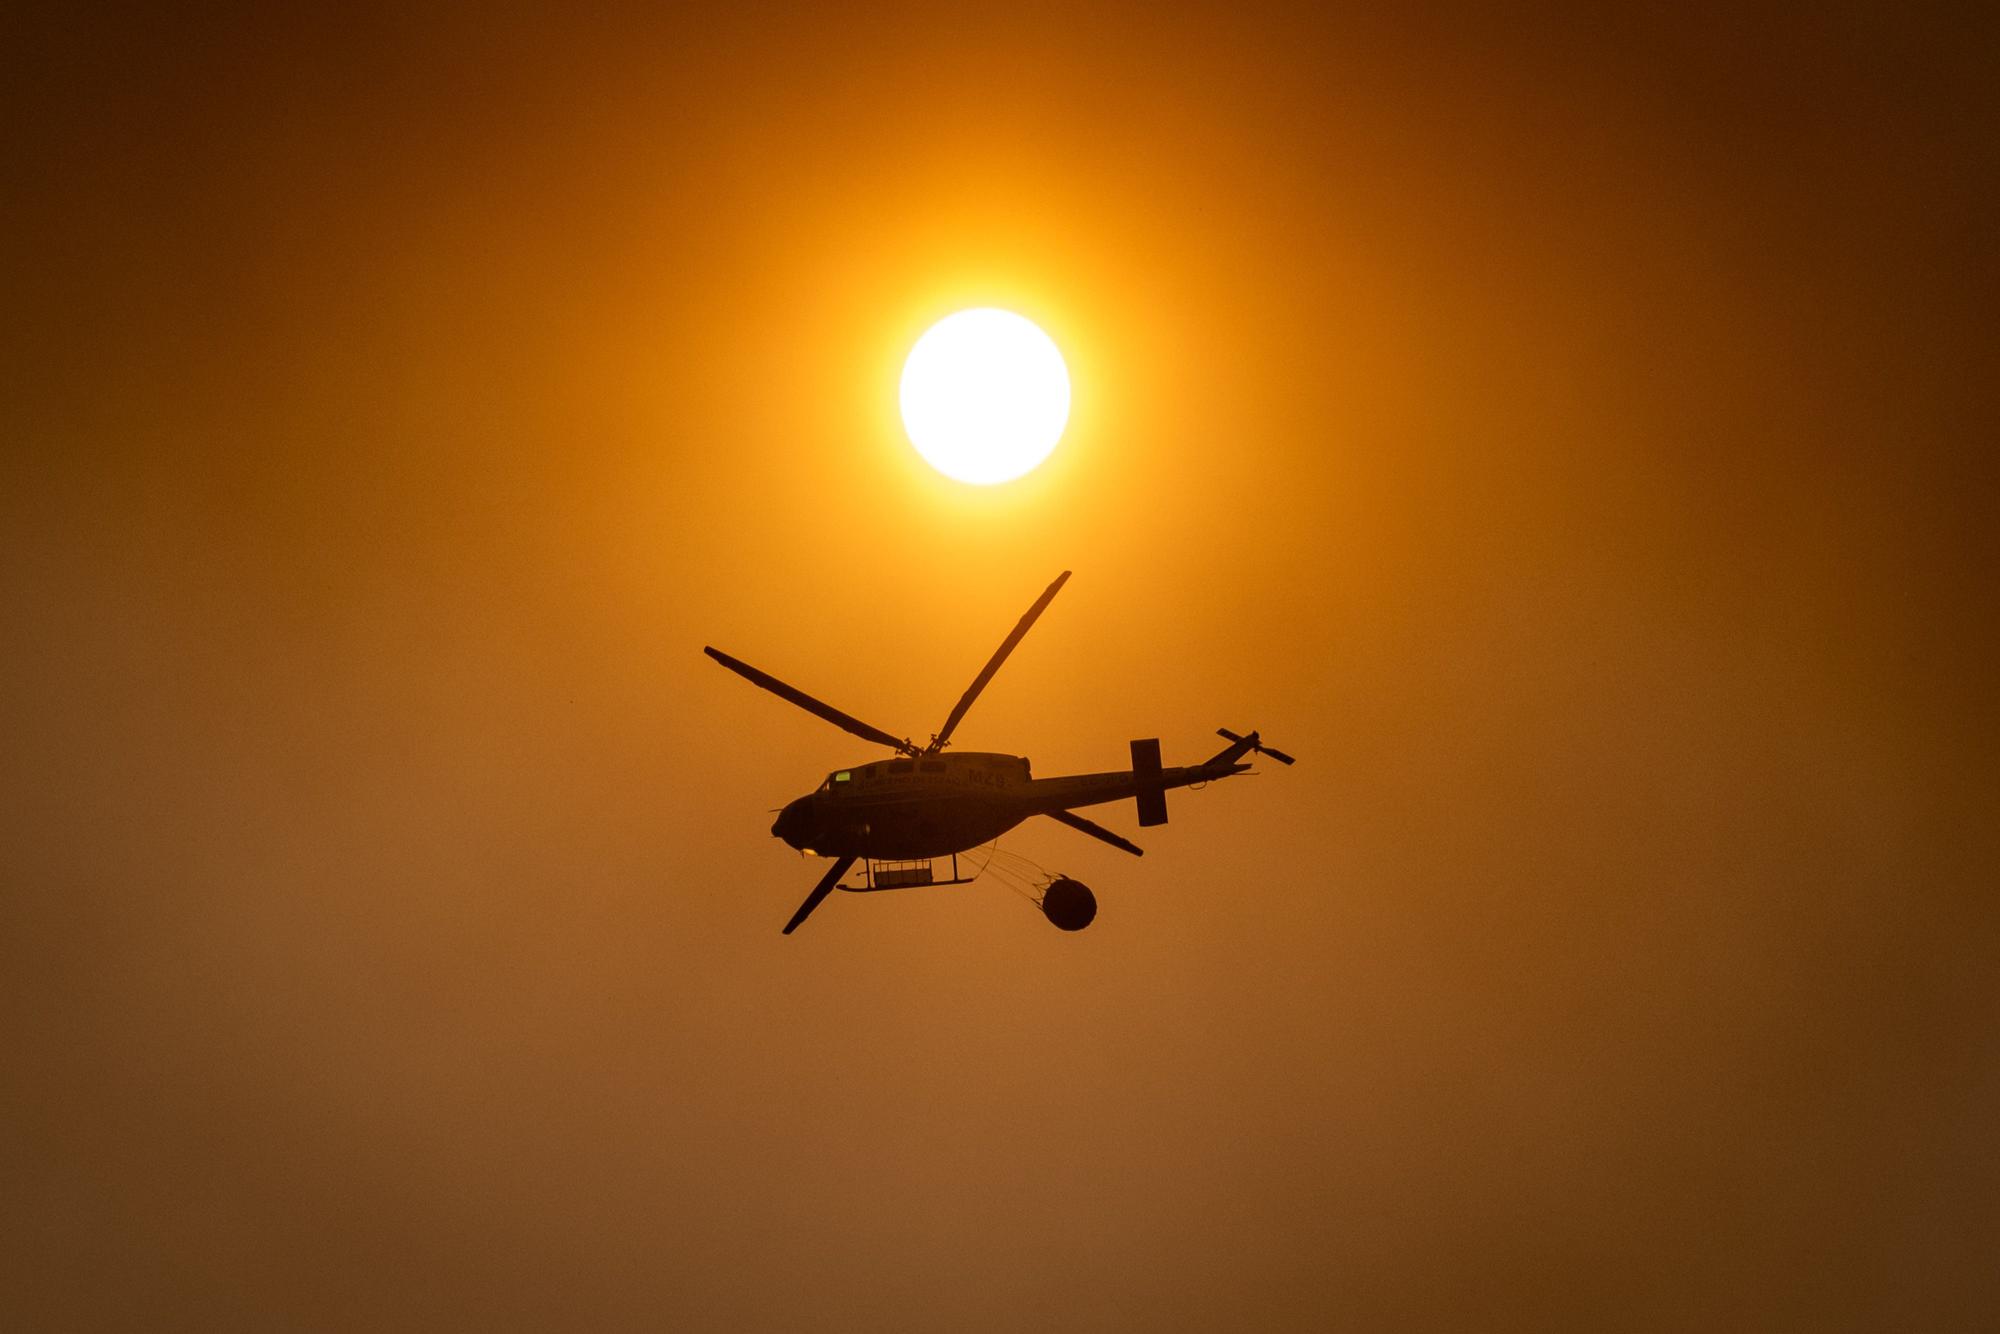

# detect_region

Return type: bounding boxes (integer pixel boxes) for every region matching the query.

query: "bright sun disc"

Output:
[900,308,1070,484]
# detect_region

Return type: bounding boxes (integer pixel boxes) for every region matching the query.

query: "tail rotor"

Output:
[1215,728,1295,766]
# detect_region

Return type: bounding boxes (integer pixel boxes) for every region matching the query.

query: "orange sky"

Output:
[5,5,1994,1329]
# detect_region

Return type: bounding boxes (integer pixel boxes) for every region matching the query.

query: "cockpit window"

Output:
[888,760,913,774]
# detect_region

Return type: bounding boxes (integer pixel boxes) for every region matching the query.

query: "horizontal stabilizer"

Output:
[1131,737,1168,827]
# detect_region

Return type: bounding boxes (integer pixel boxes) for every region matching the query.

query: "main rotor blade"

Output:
[782,856,857,935]
[929,570,1071,753]
[1043,808,1144,856]
[705,647,914,755]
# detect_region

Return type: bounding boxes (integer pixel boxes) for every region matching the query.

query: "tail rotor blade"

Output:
[705,647,915,755]
[782,856,857,935]
[1214,727,1296,766]
[930,571,1071,752]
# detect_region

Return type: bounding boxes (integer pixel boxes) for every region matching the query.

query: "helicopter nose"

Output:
[771,798,810,846]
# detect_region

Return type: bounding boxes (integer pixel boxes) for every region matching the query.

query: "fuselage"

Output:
[769,749,1238,860]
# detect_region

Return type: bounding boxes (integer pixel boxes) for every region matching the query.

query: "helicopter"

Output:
[704,570,1293,934]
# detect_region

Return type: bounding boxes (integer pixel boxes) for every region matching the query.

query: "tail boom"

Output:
[1024,729,1291,824]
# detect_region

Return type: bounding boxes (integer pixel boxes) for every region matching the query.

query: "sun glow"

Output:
[899,308,1070,485]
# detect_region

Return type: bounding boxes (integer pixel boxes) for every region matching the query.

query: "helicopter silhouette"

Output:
[705,571,1292,934]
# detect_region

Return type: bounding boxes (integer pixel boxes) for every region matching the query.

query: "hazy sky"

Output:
[5,5,1994,1329]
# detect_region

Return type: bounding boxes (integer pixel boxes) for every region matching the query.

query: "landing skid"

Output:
[838,853,978,893]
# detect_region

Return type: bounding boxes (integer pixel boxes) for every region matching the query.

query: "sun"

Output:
[899,308,1070,485]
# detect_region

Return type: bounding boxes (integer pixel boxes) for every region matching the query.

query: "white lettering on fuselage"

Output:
[829,764,1018,802]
